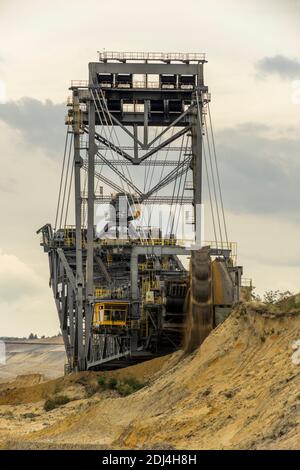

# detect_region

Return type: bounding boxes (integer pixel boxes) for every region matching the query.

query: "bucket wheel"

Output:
[184,246,214,352]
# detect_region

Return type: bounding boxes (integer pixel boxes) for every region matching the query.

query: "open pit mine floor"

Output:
[1,302,300,450]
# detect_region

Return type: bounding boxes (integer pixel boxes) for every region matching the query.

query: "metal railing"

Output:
[241,278,253,288]
[71,80,88,87]
[94,80,195,90]
[204,240,237,265]
[98,51,206,62]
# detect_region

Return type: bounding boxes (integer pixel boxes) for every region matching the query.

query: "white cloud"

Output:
[0,248,42,300]
[0,249,58,337]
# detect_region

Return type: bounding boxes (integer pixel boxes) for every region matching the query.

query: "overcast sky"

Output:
[0,0,299,336]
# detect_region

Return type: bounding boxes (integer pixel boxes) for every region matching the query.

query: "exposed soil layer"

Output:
[1,302,300,450]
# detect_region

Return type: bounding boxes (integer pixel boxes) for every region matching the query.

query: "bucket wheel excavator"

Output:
[38,51,243,371]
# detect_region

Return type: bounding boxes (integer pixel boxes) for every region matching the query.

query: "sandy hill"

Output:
[0,302,300,450]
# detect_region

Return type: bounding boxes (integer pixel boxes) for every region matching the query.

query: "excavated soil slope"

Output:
[1,302,300,450]
[0,341,65,383]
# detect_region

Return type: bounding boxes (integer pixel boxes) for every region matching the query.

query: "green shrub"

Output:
[44,395,70,412]
[22,412,38,419]
[116,382,134,396]
[107,377,118,390]
[116,376,148,396]
[123,376,146,391]
[98,376,107,388]
[96,375,147,396]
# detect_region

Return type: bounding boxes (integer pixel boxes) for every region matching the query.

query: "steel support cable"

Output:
[95,102,146,246]
[82,144,89,228]
[92,87,115,157]
[208,103,229,246]
[92,90,127,192]
[143,127,164,229]
[147,126,176,194]
[92,90,144,243]
[54,128,69,231]
[96,151,142,195]
[195,92,218,247]
[140,130,163,241]
[166,134,185,236]
[204,114,223,247]
[96,89,138,195]
[170,134,189,236]
[143,127,158,192]
[91,97,111,196]
[196,92,222,246]
[83,162,123,193]
[145,147,191,197]
[145,127,165,194]
[88,88,108,196]
[143,127,159,227]
[59,133,73,230]
[94,89,142,242]
[146,126,178,231]
[171,141,189,237]
[174,136,191,236]
[144,156,191,200]
[172,134,190,236]
[64,153,75,228]
[60,133,73,229]
[95,89,145,243]
[143,127,174,238]
[99,99,150,247]
[96,89,144,230]
[202,143,218,246]
[174,151,190,238]
[99,88,184,246]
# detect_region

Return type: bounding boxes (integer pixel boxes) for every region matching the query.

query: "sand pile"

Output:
[1,302,300,450]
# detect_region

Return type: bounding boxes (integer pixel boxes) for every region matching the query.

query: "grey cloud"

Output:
[256,55,300,79]
[205,124,300,219]
[0,97,65,158]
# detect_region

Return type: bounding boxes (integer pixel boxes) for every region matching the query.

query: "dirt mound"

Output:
[7,374,45,388]
[1,302,300,449]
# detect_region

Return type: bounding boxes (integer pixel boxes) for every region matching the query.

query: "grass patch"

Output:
[107,377,118,390]
[44,395,71,412]
[98,376,107,388]
[116,376,148,396]
[22,412,39,419]
[97,375,148,396]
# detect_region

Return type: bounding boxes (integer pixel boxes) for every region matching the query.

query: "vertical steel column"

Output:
[144,100,149,147]
[73,90,84,370]
[85,90,95,364]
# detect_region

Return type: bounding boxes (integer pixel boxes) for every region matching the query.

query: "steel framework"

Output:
[38,52,241,372]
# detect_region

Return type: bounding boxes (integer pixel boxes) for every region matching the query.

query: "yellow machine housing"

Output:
[93,301,129,327]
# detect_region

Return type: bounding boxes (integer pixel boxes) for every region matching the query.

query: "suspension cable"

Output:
[204,116,223,246]
[54,127,69,231]
[208,103,229,245]
[59,133,73,230]
[195,92,218,247]
[64,152,74,228]
[172,134,190,237]
[92,88,145,243]
[166,133,185,236]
